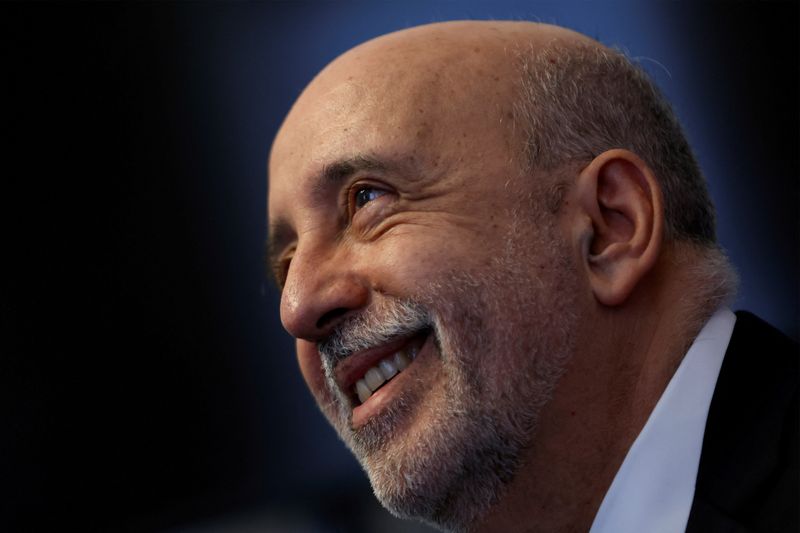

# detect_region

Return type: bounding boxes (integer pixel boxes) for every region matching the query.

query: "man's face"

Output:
[268,40,580,526]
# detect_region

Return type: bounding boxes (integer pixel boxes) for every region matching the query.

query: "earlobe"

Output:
[574,149,664,306]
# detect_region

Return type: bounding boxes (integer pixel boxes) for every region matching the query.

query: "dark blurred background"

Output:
[3,2,797,532]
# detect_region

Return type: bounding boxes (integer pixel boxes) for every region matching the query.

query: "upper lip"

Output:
[334,330,426,396]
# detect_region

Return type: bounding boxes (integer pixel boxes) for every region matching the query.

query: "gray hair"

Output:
[513,43,717,246]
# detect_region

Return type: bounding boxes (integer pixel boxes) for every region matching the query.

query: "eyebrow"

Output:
[266,153,396,286]
[311,154,391,201]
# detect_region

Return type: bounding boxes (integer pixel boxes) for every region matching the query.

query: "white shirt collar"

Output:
[589,308,737,533]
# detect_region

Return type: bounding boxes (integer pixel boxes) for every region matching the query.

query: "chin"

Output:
[347,362,531,532]
[362,402,525,532]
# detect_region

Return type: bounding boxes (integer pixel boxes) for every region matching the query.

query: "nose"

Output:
[279,242,369,341]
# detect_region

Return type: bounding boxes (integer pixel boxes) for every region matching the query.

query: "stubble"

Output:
[316,207,579,531]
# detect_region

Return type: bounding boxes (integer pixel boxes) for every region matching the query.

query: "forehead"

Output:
[268,35,522,214]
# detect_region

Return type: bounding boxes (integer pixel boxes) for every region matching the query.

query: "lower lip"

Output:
[350,333,434,428]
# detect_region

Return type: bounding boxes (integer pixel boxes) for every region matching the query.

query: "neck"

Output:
[474,245,730,533]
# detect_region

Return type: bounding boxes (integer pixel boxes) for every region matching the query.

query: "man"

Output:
[267,21,797,532]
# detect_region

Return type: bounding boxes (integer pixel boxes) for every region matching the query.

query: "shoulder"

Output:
[687,311,798,533]
[717,311,797,415]
[728,311,797,365]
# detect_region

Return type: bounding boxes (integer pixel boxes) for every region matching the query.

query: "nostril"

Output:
[316,307,349,331]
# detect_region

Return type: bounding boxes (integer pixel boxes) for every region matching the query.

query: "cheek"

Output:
[370,230,483,289]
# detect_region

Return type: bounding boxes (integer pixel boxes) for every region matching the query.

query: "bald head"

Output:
[307,20,594,88]
[285,20,595,114]
[271,20,716,245]
[270,21,598,202]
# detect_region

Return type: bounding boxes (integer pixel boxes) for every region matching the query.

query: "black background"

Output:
[3,3,797,532]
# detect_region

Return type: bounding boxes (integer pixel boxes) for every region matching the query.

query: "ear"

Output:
[572,149,664,306]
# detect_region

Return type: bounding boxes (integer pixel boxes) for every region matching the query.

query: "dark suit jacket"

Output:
[686,312,798,532]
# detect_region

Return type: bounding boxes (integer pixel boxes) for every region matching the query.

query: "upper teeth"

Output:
[354,346,418,404]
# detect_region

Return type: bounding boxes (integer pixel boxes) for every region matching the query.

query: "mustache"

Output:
[318,298,431,370]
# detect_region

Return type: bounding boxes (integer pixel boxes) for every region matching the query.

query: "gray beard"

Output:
[316,214,579,532]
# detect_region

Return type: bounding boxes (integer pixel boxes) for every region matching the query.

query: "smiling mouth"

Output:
[336,330,429,408]
[353,336,423,404]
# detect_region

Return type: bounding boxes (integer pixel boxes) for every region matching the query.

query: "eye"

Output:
[272,256,292,290]
[353,186,388,211]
